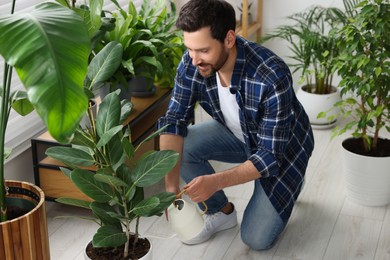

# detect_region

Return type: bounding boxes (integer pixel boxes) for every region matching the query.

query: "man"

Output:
[157,0,314,250]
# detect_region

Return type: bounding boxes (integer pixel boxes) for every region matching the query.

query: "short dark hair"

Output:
[176,0,236,43]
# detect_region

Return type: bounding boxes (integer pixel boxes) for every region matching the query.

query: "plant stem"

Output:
[0,63,13,222]
[0,0,17,223]
[121,190,130,258]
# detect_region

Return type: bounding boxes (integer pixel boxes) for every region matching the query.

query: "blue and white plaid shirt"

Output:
[157,36,314,221]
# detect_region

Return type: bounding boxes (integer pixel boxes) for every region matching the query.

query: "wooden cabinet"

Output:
[236,0,263,39]
[31,87,172,201]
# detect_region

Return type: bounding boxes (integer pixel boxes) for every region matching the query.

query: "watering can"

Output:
[167,190,208,242]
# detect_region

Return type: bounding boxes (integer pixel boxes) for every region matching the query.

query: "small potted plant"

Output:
[46,91,179,259]
[262,1,357,127]
[0,1,90,258]
[321,0,390,206]
[103,0,185,97]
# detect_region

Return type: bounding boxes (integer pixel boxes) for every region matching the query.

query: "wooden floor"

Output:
[46,109,390,260]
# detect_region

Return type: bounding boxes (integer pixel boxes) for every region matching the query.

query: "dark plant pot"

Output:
[129,76,156,97]
[0,180,50,260]
[95,82,132,101]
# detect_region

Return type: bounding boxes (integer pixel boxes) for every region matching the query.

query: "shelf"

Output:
[236,0,262,39]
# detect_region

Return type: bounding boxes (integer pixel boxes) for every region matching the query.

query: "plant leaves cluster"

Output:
[319,0,390,153]
[0,2,90,222]
[46,91,179,257]
[262,0,359,94]
[101,0,185,89]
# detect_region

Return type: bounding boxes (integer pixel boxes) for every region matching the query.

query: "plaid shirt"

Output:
[157,36,314,221]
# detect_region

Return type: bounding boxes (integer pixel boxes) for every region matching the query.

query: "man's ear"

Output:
[225,30,236,48]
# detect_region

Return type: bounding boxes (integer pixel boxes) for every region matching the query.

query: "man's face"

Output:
[183,27,228,77]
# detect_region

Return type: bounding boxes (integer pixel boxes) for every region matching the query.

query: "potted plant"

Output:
[45,91,179,259]
[0,1,90,259]
[103,0,185,97]
[321,0,390,206]
[262,1,356,128]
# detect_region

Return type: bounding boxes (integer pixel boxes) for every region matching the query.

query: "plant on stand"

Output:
[46,91,179,259]
[104,0,185,96]
[321,0,390,206]
[262,1,357,127]
[0,1,90,258]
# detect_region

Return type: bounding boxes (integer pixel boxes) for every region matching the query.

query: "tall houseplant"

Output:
[46,91,179,259]
[0,1,90,258]
[322,0,390,206]
[262,1,356,127]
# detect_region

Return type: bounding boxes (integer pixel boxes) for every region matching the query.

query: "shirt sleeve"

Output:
[248,67,294,178]
[157,58,196,137]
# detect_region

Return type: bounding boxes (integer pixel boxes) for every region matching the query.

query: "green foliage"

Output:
[325,0,390,152]
[262,1,358,94]
[46,91,179,257]
[0,2,90,222]
[104,0,185,88]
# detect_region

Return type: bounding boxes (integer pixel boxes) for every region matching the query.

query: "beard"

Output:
[197,48,229,78]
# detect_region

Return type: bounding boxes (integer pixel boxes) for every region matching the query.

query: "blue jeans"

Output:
[180,120,286,250]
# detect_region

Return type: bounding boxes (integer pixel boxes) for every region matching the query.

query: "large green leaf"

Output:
[90,202,121,227]
[140,192,176,217]
[96,92,121,137]
[93,225,127,247]
[70,169,114,202]
[46,146,95,167]
[0,3,90,143]
[132,150,179,187]
[87,41,123,90]
[132,196,160,217]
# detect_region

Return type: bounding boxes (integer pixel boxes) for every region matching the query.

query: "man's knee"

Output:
[241,231,277,250]
[240,219,285,251]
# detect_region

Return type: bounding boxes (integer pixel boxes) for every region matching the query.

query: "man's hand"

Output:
[183,175,220,203]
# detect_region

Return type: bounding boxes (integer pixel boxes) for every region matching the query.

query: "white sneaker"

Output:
[182,203,238,245]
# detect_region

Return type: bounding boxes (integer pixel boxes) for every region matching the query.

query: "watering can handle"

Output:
[177,189,208,215]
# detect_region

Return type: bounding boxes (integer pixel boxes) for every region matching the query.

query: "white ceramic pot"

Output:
[84,238,152,260]
[296,85,340,129]
[342,139,390,206]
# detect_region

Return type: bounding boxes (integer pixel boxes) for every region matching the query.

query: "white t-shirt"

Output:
[216,73,245,143]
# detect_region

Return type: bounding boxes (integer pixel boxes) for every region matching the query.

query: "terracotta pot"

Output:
[0,180,50,260]
[342,138,390,206]
[296,84,340,129]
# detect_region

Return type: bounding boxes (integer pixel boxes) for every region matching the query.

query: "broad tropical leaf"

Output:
[87,41,123,90]
[71,169,114,202]
[132,150,179,187]
[0,3,90,143]
[46,146,95,167]
[140,192,176,217]
[96,92,121,137]
[55,197,91,209]
[132,196,159,216]
[93,225,127,247]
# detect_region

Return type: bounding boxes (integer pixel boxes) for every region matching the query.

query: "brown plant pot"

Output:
[0,180,50,260]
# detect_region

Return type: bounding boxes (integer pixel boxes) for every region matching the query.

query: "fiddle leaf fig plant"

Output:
[46,91,179,258]
[0,2,90,222]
